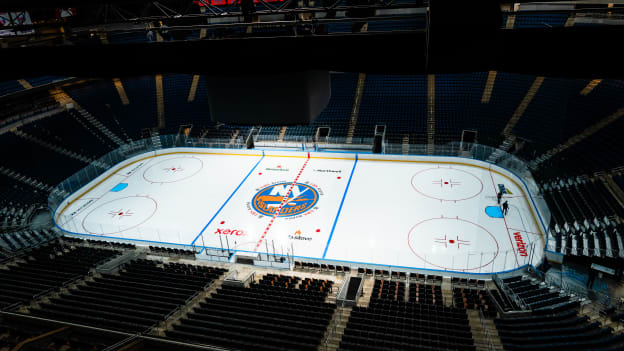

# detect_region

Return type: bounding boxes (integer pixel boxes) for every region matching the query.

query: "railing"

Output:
[478,307,500,351]
[492,274,529,311]
[501,8,624,28]
[487,288,506,315]
[323,300,347,350]
[545,269,613,308]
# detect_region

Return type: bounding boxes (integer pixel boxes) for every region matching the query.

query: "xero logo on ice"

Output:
[252,182,319,217]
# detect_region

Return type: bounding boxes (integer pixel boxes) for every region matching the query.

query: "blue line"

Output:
[198,248,205,254]
[189,151,265,246]
[322,154,358,258]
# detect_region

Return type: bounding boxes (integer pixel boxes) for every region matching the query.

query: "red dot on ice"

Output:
[220,221,225,224]
[259,172,262,175]
[449,239,455,244]
[172,168,176,170]
[444,182,449,184]
[119,212,123,215]
[316,229,320,232]
[337,176,341,179]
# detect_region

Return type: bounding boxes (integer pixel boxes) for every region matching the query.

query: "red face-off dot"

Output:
[444,182,449,184]
[449,239,455,244]
[119,212,123,215]
[258,172,262,175]
[337,176,341,179]
[220,221,225,224]
[316,229,320,232]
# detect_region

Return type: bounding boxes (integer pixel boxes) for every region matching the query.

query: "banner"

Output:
[0,11,34,36]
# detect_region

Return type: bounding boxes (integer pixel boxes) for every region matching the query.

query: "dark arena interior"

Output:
[2,0,624,350]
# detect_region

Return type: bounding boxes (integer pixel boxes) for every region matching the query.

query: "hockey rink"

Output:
[54,148,547,274]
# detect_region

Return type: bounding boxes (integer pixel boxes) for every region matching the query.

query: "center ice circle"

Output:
[407,217,499,271]
[143,156,203,183]
[82,196,157,235]
[411,167,483,202]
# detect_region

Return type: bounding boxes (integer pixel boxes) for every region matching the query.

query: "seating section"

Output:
[0,241,120,310]
[512,77,588,158]
[341,300,474,351]
[0,80,24,96]
[64,80,154,141]
[0,229,57,252]
[0,77,67,98]
[489,280,520,312]
[306,72,358,139]
[613,173,624,195]
[500,276,579,311]
[63,236,136,250]
[167,274,336,350]
[408,282,443,305]
[0,132,86,186]
[511,13,570,28]
[18,110,117,159]
[371,279,406,302]
[356,75,427,143]
[542,177,624,258]
[535,109,624,178]
[31,259,226,332]
[601,306,624,324]
[495,307,624,350]
[149,245,196,257]
[161,74,212,135]
[295,260,351,274]
[453,287,497,317]
[0,178,48,232]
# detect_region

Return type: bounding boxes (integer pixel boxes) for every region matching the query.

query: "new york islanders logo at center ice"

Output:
[252,182,319,217]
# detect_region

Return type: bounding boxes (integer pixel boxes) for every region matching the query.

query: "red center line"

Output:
[488,167,520,267]
[254,156,310,251]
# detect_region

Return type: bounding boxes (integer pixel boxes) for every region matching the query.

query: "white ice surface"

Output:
[55,148,546,274]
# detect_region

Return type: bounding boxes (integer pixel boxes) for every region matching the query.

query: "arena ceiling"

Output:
[0,1,623,80]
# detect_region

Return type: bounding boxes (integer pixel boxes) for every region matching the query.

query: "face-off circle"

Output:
[142,156,203,183]
[407,217,499,271]
[411,167,483,202]
[82,196,157,235]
